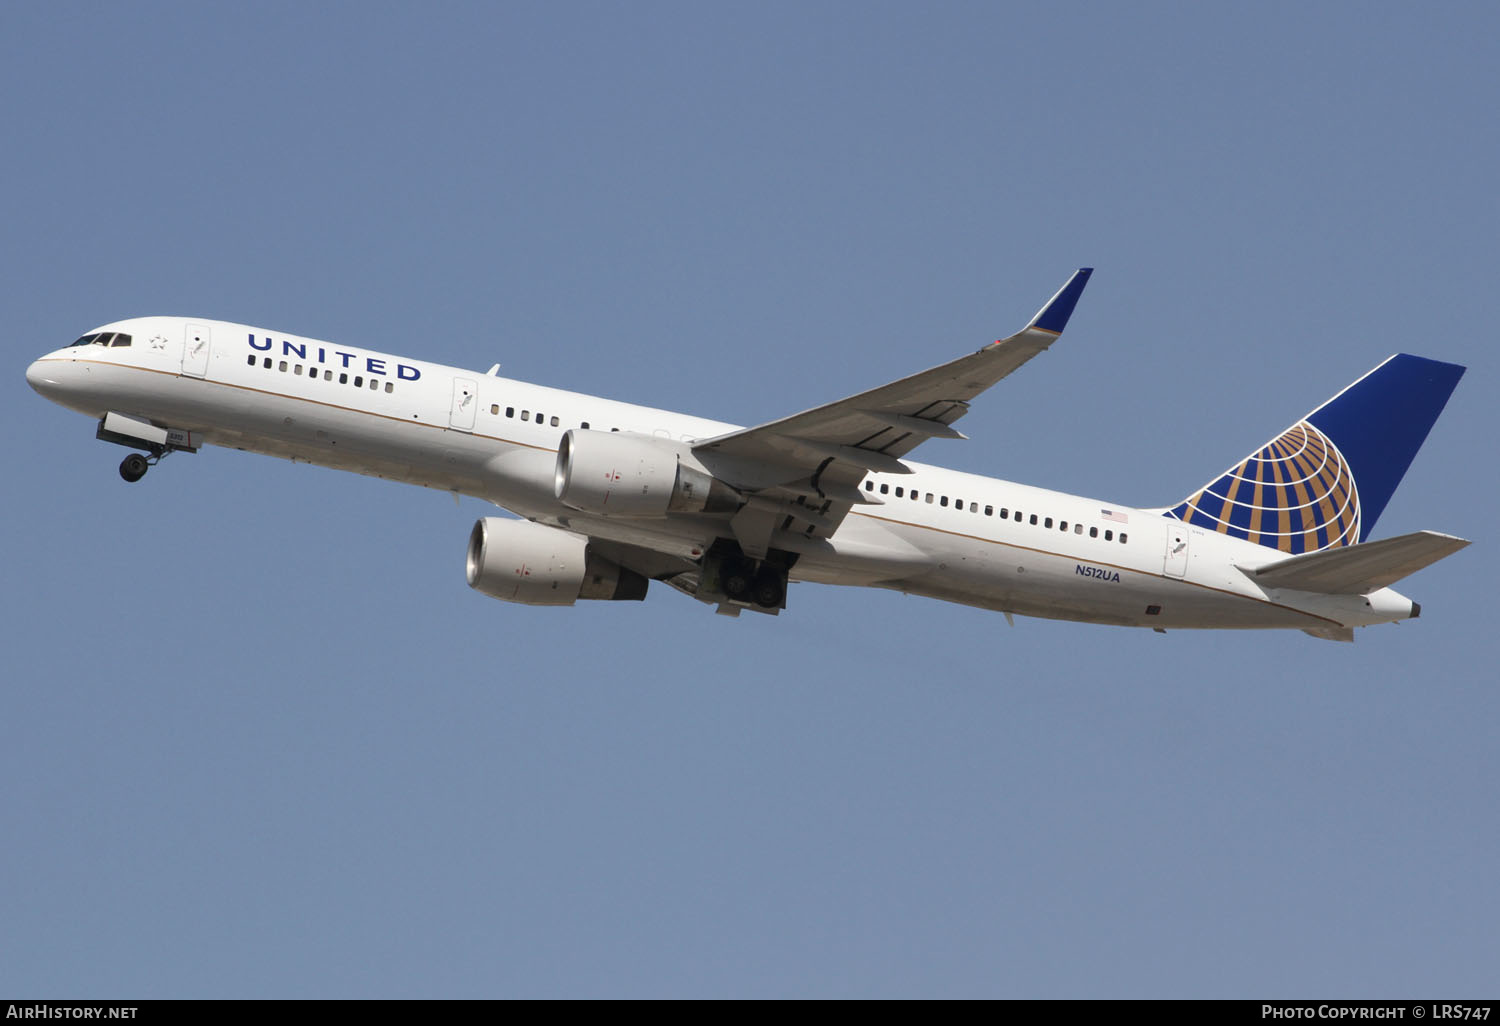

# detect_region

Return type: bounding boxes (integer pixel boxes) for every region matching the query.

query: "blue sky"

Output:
[3,1,1496,998]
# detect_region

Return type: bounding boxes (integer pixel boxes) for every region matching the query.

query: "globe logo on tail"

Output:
[1168,421,1360,554]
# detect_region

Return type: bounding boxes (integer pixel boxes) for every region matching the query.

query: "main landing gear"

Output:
[703,540,793,613]
[719,555,787,609]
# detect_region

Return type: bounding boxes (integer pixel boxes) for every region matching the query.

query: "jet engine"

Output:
[554,429,741,517]
[466,517,648,605]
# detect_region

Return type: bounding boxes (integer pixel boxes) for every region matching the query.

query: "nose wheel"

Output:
[119,449,168,483]
[119,453,150,482]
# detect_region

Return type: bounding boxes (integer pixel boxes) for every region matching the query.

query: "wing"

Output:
[692,268,1093,556]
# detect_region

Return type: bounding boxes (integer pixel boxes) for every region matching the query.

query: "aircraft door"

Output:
[182,323,212,378]
[1164,521,1190,578]
[450,377,478,432]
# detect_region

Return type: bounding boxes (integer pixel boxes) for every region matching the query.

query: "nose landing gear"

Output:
[119,453,150,482]
[96,412,197,483]
[118,448,170,483]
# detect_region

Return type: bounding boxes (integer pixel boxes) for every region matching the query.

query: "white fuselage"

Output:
[26,317,1417,632]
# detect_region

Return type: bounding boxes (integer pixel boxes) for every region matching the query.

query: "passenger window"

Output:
[970,502,978,513]
[263,357,272,369]
[295,365,303,376]
[864,481,873,491]
[278,360,287,372]
[926,493,934,504]
[1075,524,1083,534]
[324,369,333,381]
[940,496,948,507]
[894,487,904,498]
[1000,508,1008,519]
[1029,514,1038,525]
[1045,517,1053,528]
[581,422,589,430]
[370,379,378,390]
[984,505,993,516]
[536,411,543,423]
[1105,530,1113,541]
[339,372,348,384]
[521,411,530,421]
[1120,533,1128,544]
[1089,526,1098,538]
[550,416,559,427]
[506,407,514,418]
[490,404,498,415]
[384,382,394,393]
[1059,520,1067,531]
[354,375,363,387]
[247,355,256,366]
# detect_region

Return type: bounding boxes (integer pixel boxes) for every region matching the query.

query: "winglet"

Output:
[1026,267,1094,335]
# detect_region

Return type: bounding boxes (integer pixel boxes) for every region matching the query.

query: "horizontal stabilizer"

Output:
[1242,530,1469,595]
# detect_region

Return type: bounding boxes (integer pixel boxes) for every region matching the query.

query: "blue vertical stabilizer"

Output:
[1167,354,1464,553]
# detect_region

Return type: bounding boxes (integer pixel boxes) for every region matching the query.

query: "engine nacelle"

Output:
[466,517,647,606]
[553,429,741,517]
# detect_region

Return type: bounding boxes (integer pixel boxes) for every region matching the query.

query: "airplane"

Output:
[25,269,1469,640]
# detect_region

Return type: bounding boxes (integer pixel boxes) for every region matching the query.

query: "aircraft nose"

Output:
[25,358,52,394]
[26,356,73,402]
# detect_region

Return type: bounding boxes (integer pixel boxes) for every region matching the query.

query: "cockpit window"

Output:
[67,332,131,348]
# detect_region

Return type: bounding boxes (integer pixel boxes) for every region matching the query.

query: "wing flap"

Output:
[1242,530,1469,594]
[1302,626,1356,642]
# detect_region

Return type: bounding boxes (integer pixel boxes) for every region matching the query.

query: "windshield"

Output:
[68,332,132,348]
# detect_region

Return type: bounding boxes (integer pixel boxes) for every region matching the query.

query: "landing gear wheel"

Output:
[751,568,785,609]
[119,453,149,482]
[721,559,753,602]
